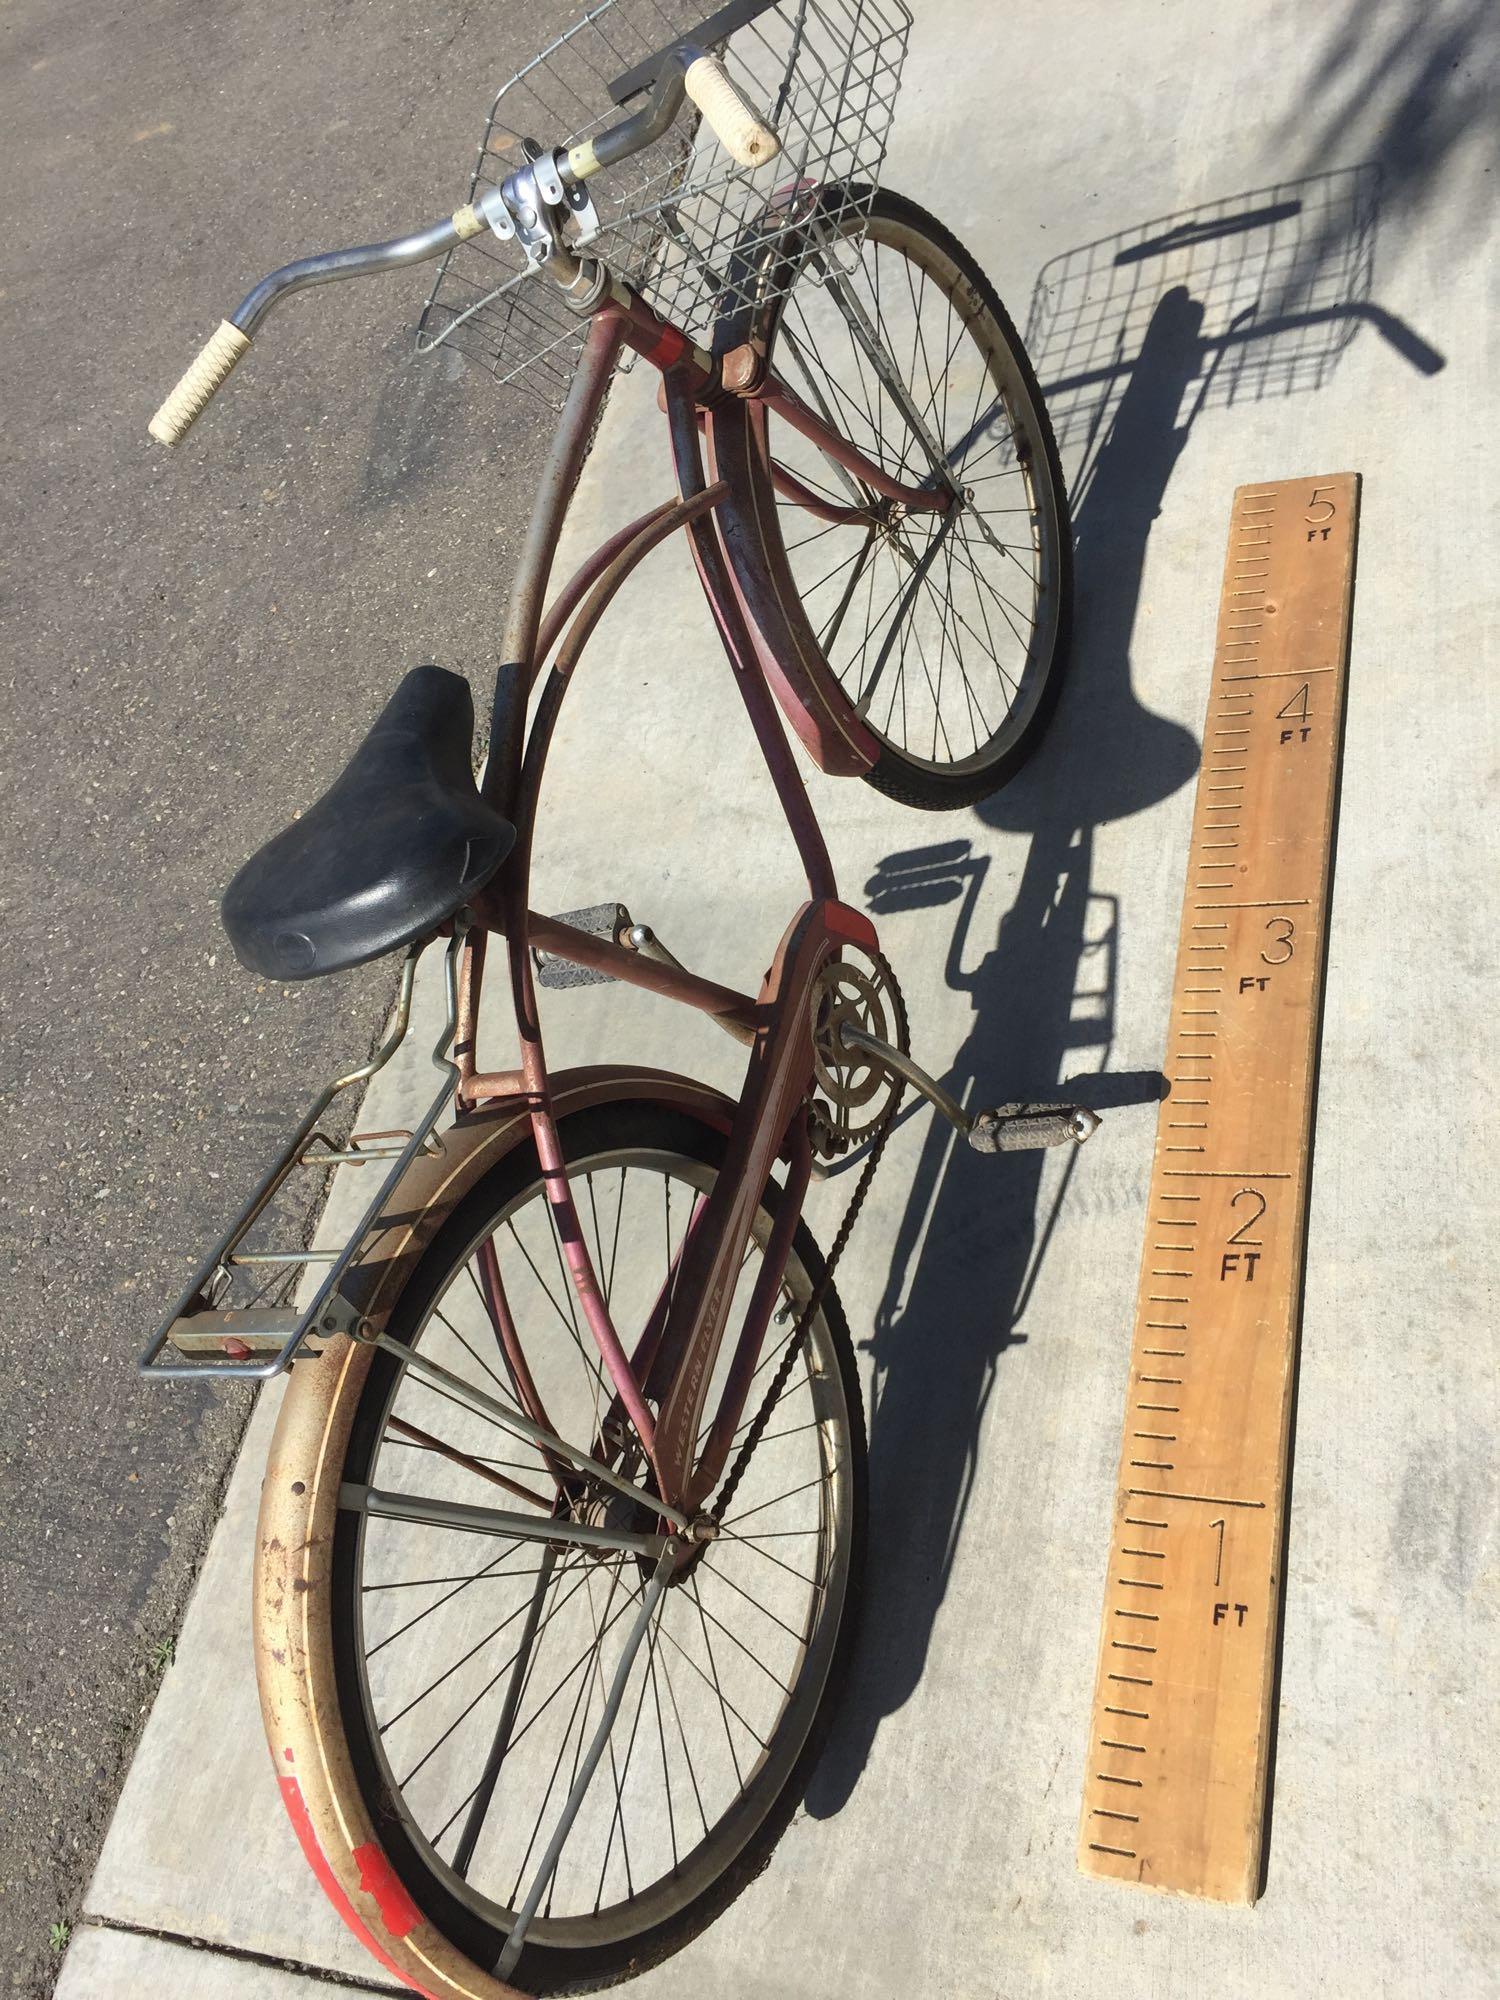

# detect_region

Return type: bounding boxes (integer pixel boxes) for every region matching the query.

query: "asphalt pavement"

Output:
[0,3,578,1990]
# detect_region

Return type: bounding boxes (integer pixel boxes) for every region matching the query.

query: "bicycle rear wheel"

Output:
[304,1101,864,1995]
[737,186,1073,810]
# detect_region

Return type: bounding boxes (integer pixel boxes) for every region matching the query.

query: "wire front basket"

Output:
[417,0,912,405]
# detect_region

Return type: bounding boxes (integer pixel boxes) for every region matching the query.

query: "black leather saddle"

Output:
[221,666,514,980]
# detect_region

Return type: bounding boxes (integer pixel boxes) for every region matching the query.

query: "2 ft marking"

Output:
[1077,473,1360,1903]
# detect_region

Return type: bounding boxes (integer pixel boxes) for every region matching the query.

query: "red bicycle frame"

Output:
[455,279,945,1518]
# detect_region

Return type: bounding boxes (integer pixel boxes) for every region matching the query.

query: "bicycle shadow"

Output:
[803,168,1444,1820]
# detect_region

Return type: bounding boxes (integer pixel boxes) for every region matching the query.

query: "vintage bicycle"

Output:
[141,3,1091,1992]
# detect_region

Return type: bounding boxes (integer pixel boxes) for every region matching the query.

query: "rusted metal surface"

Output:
[651,901,861,1502]
[386,1414,552,1512]
[519,910,760,1035]
[686,1114,812,1509]
[483,309,627,821]
[704,393,882,777]
[750,372,950,512]
[531,497,679,682]
[719,338,765,394]
[767,456,871,524]
[453,928,485,1090]
[668,368,848,887]
[455,1066,532,1107]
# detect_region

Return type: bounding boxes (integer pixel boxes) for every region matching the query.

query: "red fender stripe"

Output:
[278,1773,442,1998]
[353,1840,423,1939]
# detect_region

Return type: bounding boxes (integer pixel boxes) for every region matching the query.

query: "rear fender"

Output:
[253,1066,733,1999]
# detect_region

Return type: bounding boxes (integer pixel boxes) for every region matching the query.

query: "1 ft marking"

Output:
[1077,473,1360,1903]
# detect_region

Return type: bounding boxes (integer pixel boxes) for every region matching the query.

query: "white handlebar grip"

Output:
[148,320,252,446]
[684,54,781,168]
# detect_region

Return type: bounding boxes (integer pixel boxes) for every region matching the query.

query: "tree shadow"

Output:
[804,166,1444,1818]
[1283,0,1499,233]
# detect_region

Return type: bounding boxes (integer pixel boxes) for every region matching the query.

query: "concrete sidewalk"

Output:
[67,0,1498,1994]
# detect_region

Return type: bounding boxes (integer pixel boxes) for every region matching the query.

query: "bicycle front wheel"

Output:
[294,1100,865,1995]
[739,186,1073,810]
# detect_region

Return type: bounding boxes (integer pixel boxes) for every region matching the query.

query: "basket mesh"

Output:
[417,0,912,406]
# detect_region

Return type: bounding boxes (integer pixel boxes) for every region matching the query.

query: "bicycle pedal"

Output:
[533,902,629,989]
[967,1102,1101,1154]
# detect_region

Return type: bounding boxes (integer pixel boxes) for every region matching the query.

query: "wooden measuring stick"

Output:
[1077,472,1360,1903]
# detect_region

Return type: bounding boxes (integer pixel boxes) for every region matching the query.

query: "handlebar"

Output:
[148,44,780,445]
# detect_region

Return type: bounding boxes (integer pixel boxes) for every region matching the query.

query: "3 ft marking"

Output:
[1077,473,1360,1903]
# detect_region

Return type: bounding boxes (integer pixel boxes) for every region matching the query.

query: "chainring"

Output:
[810,951,905,1151]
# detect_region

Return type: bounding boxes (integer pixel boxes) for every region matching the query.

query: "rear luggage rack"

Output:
[140,928,468,1381]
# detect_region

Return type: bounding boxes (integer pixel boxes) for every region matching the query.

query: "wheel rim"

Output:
[337,1141,854,1958]
[764,204,1064,775]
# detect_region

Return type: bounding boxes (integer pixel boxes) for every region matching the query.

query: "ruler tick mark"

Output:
[1196,898,1310,911]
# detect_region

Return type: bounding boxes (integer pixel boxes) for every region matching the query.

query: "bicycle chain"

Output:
[709,947,909,1527]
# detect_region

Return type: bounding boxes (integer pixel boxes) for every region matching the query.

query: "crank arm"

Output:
[837,1025,1100,1153]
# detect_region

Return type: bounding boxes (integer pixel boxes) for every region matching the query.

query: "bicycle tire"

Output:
[307,1099,866,1995]
[725,185,1073,811]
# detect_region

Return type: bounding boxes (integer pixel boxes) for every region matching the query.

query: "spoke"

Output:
[950,530,1037,650]
[430,1304,515,1404]
[594,1591,664,1906]
[914,559,997,750]
[385,1553,591,1755]
[653,1591,766,1757]
[946,533,1022,699]
[722,1471,827,1530]
[656,1643,711,1840]
[606,1165,627,1304]
[497,1551,672,1980]
[717,1526,821,1589]
[505,1558,633,1906]
[817,528,878,653]
[645,1629,678,1870]
[781,515,853,556]
[386,1414,551,1512]
[800,535,878,604]
[687,1576,742,1786]
[751,1415,822,1448]
[367,1536,531,1660]
[449,1544,559,1877]
[363,1563,555,1593]
[686,1570,798,1691]
[698,1553,810,1646]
